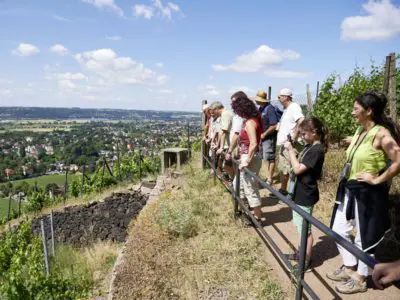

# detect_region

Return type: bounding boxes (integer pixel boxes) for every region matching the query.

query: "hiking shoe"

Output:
[285,252,299,261]
[290,260,312,275]
[326,266,352,282]
[335,278,367,294]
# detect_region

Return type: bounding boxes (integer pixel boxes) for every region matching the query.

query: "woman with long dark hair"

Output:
[327,91,400,294]
[231,96,263,221]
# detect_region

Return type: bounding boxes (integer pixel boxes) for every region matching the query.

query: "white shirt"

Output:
[277,102,304,146]
[230,114,244,143]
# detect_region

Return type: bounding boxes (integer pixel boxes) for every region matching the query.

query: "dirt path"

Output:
[257,188,400,300]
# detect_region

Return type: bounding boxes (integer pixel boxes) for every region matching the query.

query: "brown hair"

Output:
[300,117,329,152]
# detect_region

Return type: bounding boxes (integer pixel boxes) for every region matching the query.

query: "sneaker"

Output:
[335,278,367,294]
[285,252,299,261]
[290,260,312,275]
[326,266,352,282]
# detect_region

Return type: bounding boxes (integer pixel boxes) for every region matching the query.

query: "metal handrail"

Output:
[201,148,378,300]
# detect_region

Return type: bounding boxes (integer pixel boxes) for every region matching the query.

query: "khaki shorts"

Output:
[277,146,296,175]
[277,143,303,175]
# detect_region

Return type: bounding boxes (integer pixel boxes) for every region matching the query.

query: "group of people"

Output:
[202,88,400,294]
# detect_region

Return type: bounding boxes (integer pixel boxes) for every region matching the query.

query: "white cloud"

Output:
[0,78,13,85]
[106,35,122,41]
[12,43,40,56]
[82,0,125,17]
[74,48,168,86]
[53,14,71,22]
[198,84,219,97]
[212,45,301,73]
[57,72,88,81]
[0,89,13,97]
[264,70,311,78]
[156,62,164,68]
[133,4,154,19]
[133,0,183,20]
[341,0,400,41]
[228,86,255,94]
[49,44,69,56]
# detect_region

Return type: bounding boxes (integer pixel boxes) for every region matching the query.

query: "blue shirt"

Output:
[259,104,278,141]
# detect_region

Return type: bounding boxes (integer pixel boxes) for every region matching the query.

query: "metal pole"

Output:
[50,210,55,256]
[7,194,11,221]
[212,150,216,185]
[234,164,240,218]
[81,164,85,195]
[268,86,272,100]
[18,193,22,217]
[117,142,122,181]
[187,120,191,159]
[315,81,320,102]
[201,99,207,169]
[138,151,142,181]
[295,217,309,300]
[40,219,50,276]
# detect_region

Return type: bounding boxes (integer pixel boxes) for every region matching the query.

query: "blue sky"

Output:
[0,0,399,111]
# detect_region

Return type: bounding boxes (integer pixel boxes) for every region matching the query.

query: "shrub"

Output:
[154,198,198,239]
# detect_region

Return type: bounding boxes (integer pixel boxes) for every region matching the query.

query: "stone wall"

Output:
[31,190,148,246]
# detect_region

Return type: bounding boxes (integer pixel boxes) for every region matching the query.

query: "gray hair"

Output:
[209,101,224,110]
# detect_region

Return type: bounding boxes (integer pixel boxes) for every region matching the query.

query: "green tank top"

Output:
[346,125,387,180]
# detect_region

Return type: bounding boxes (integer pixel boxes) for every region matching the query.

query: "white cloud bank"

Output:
[341,0,400,41]
[212,45,299,72]
[12,43,40,56]
[82,0,125,17]
[49,44,69,56]
[133,0,183,21]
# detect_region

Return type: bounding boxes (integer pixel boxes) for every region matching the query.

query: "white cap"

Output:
[279,88,293,97]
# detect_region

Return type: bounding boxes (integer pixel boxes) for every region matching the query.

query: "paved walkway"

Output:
[258,188,400,300]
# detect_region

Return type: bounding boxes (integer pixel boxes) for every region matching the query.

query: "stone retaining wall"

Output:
[31,190,148,246]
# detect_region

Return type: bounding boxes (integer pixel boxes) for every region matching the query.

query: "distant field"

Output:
[0,127,71,133]
[0,197,19,219]
[3,173,78,187]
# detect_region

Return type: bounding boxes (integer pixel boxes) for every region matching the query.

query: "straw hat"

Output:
[253,90,269,103]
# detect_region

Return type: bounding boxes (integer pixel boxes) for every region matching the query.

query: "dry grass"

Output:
[51,240,120,298]
[112,159,285,300]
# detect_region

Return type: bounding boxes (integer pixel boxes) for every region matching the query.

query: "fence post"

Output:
[295,217,310,300]
[201,100,207,169]
[268,86,272,100]
[388,53,397,121]
[18,193,22,217]
[187,120,191,159]
[212,150,216,185]
[138,151,142,181]
[81,164,85,195]
[233,164,240,218]
[64,169,69,204]
[7,194,11,221]
[40,219,50,276]
[50,210,55,256]
[306,84,313,115]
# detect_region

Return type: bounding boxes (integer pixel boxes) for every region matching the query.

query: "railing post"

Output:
[296,217,309,300]
[233,163,240,218]
[212,150,216,185]
[201,100,207,169]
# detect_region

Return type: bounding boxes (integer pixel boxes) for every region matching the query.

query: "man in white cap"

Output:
[276,88,304,197]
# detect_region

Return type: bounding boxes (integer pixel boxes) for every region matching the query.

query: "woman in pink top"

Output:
[231,96,263,221]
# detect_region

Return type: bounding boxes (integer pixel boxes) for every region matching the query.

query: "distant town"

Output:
[0,107,201,182]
